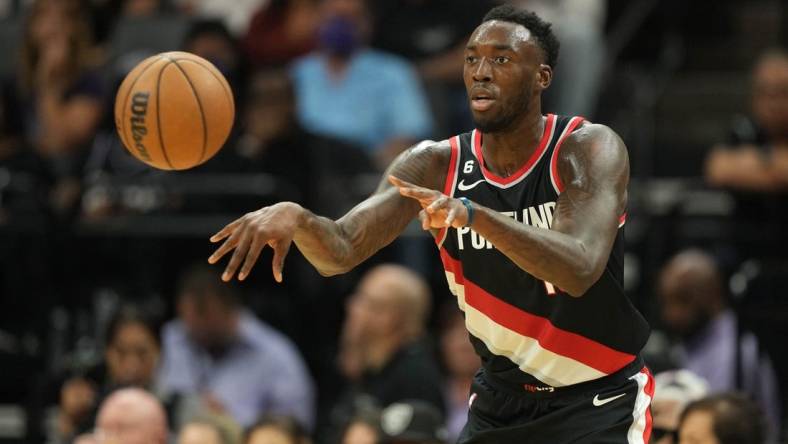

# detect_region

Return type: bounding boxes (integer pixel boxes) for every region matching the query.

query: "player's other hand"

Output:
[208,202,304,282]
[389,176,469,229]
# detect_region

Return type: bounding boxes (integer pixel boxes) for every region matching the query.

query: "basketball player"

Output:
[209,5,652,443]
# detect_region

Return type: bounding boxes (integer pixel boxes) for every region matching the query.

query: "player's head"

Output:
[464,5,559,133]
[95,388,168,444]
[657,249,726,339]
[176,264,241,351]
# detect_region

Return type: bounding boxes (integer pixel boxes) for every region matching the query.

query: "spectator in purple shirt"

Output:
[657,249,781,436]
[158,265,315,430]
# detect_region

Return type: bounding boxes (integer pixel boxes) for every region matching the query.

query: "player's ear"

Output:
[537,64,552,91]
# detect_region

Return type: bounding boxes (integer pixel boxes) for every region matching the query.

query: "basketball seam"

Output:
[170,59,208,164]
[173,57,235,115]
[119,56,162,162]
[156,61,176,170]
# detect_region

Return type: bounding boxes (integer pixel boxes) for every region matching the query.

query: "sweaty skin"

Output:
[208,20,628,298]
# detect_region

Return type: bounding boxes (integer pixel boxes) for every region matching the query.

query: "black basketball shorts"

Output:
[458,357,654,444]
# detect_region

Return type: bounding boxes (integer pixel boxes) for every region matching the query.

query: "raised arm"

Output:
[393,123,627,297]
[208,141,450,281]
[475,123,628,296]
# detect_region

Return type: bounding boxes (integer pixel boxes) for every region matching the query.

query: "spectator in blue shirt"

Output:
[290,0,434,168]
[158,265,315,430]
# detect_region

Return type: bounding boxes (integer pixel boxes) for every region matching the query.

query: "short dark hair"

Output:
[679,393,766,444]
[106,305,161,348]
[482,5,560,69]
[176,264,240,310]
[182,19,237,49]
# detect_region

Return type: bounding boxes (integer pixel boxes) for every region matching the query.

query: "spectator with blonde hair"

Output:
[179,414,243,444]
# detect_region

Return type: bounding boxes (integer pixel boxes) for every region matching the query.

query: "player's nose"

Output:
[472,58,493,82]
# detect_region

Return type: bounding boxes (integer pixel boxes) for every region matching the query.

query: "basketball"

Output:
[114,51,235,170]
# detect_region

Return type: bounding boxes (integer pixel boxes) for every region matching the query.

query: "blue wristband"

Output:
[459,197,474,227]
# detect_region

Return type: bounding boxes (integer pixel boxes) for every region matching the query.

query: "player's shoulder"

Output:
[562,120,628,162]
[389,139,453,190]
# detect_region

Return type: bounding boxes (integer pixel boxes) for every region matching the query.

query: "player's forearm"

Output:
[471,204,605,297]
[293,194,409,276]
[293,209,357,276]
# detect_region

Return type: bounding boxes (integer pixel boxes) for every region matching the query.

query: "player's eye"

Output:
[495,56,510,64]
[465,56,477,64]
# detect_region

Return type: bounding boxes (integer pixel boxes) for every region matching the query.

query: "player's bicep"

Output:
[551,124,629,254]
[335,140,450,256]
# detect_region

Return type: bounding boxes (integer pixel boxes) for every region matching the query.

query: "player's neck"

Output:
[481,107,545,178]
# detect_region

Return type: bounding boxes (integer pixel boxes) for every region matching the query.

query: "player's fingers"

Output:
[238,234,267,281]
[398,187,439,206]
[223,229,252,281]
[271,239,292,283]
[388,175,417,189]
[445,205,458,225]
[426,197,448,214]
[418,209,430,230]
[208,227,244,264]
[209,218,243,243]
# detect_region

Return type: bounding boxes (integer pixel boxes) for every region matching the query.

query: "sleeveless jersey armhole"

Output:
[435,136,461,248]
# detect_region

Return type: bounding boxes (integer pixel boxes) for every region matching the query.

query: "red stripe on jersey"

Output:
[439,248,636,374]
[549,117,585,193]
[619,213,627,227]
[642,367,655,443]
[444,136,460,195]
[474,114,556,185]
[435,137,460,247]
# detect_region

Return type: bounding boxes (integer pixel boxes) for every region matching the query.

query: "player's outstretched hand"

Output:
[208,202,303,283]
[389,175,469,229]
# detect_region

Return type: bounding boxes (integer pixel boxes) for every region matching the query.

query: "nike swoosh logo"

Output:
[592,393,626,407]
[457,179,486,191]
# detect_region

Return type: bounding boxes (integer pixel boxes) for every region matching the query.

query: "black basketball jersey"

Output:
[436,114,650,388]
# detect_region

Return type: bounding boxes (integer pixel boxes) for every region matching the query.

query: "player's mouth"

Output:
[471,95,496,112]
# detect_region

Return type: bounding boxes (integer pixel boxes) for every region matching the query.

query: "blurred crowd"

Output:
[0,0,786,443]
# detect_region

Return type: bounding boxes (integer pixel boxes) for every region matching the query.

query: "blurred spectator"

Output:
[380,400,448,444]
[243,0,320,68]
[334,265,444,428]
[182,19,246,103]
[368,0,496,134]
[51,305,162,441]
[116,0,167,17]
[291,0,433,168]
[208,68,373,215]
[507,0,607,117]
[16,0,105,212]
[370,0,494,84]
[658,249,781,433]
[158,264,315,429]
[178,414,243,444]
[173,0,266,35]
[437,304,479,443]
[245,415,311,444]
[678,392,767,444]
[92,387,169,444]
[340,406,381,444]
[651,370,709,444]
[705,49,788,192]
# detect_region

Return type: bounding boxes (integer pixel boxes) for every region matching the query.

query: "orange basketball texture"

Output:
[114,52,235,170]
